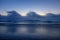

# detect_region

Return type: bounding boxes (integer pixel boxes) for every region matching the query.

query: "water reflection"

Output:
[35,27,48,35]
[16,26,28,34]
[0,26,8,34]
[0,24,60,38]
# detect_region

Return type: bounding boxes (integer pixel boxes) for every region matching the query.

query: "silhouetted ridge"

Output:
[27,12,39,16]
[7,11,21,22]
[0,11,60,23]
[46,13,55,17]
[45,13,60,21]
[26,12,41,20]
[7,11,21,16]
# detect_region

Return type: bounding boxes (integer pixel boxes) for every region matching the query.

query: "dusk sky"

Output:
[0,0,60,16]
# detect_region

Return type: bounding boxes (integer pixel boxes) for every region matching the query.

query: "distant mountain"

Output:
[26,12,42,20]
[45,13,60,21]
[0,11,60,23]
[7,11,21,17]
[7,11,22,22]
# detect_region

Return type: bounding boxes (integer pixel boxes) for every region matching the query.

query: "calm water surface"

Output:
[0,23,60,40]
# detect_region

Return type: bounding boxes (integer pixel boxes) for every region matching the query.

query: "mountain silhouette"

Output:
[0,11,60,23]
[26,12,42,20]
[45,13,60,21]
[7,11,21,17]
[7,11,21,22]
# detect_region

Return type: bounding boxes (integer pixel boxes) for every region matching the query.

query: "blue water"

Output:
[0,23,60,40]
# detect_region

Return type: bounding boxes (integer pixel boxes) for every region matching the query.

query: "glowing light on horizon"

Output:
[0,11,7,16]
[0,11,46,16]
[0,10,60,16]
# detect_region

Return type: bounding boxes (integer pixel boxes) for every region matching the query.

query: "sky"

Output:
[0,0,60,16]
